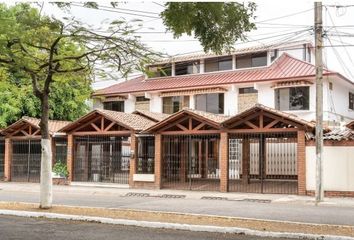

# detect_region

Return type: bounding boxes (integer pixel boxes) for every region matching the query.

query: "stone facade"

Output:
[238,93,258,113]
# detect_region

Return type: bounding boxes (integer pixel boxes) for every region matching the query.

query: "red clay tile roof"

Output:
[1,116,71,136]
[132,110,170,122]
[222,104,315,130]
[60,109,157,132]
[93,53,341,97]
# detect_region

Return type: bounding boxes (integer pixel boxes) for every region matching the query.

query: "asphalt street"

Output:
[0,215,297,240]
[0,183,354,226]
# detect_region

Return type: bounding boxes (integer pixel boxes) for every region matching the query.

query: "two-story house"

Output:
[92,40,354,127]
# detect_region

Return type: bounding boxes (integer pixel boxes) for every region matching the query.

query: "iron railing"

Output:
[162,134,220,191]
[73,135,131,184]
[229,132,298,194]
[137,136,155,174]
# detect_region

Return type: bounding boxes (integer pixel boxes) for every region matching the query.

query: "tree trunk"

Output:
[39,93,53,209]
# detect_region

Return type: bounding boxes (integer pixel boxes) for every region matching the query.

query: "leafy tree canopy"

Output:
[161,2,257,54]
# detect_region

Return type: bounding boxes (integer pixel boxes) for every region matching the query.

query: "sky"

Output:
[9,0,354,89]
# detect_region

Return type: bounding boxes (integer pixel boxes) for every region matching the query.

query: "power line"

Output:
[255,7,313,23]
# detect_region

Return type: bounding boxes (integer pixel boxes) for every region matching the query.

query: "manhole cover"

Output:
[125,192,150,197]
[201,196,228,201]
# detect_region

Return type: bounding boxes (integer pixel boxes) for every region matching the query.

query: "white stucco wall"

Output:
[224,86,237,116]
[124,95,136,113]
[306,146,354,192]
[92,98,103,110]
[150,93,163,113]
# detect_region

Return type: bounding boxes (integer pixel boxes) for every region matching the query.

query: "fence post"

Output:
[129,134,137,187]
[154,134,162,189]
[297,130,306,195]
[220,132,229,192]
[66,134,73,182]
[4,138,11,181]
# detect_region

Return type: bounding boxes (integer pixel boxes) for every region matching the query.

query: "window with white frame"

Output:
[275,87,310,111]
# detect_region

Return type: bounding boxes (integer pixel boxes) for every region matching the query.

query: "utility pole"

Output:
[314,1,324,203]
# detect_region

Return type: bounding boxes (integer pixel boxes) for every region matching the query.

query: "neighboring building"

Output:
[92,40,354,127]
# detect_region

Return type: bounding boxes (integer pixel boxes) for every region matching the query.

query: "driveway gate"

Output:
[11,140,41,182]
[162,135,220,191]
[73,136,130,184]
[229,132,298,194]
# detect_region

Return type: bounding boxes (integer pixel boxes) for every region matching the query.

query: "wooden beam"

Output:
[193,122,206,131]
[189,117,192,130]
[161,130,221,135]
[20,130,30,136]
[158,116,190,132]
[259,111,264,129]
[176,124,188,131]
[101,116,104,131]
[262,112,305,129]
[227,128,298,134]
[104,121,116,131]
[244,121,258,129]
[72,131,131,136]
[32,129,40,136]
[10,136,42,140]
[264,119,280,129]
[70,115,102,133]
[90,123,102,132]
[227,111,260,129]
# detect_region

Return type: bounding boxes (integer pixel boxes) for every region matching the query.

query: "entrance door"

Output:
[162,135,220,191]
[11,140,41,182]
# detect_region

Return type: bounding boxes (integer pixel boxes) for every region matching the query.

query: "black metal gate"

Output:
[11,139,41,182]
[0,139,4,180]
[137,136,155,174]
[73,135,130,184]
[54,138,67,165]
[229,132,298,194]
[162,135,220,191]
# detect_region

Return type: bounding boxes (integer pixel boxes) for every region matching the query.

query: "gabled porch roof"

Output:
[222,104,315,132]
[59,109,156,134]
[1,117,71,137]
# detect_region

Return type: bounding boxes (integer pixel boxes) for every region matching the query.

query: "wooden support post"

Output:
[242,138,250,184]
[66,134,73,182]
[129,134,137,187]
[220,132,229,192]
[4,138,11,181]
[154,134,162,189]
[297,130,306,195]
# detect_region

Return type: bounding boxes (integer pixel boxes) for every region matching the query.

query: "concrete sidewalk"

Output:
[0,182,354,226]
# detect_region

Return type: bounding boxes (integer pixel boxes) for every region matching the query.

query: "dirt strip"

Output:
[0,202,353,237]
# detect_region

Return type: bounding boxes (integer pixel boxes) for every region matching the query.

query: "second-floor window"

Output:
[175,61,200,75]
[103,101,124,112]
[236,52,267,69]
[275,87,309,111]
[163,96,190,114]
[349,92,354,110]
[195,93,224,114]
[205,56,232,72]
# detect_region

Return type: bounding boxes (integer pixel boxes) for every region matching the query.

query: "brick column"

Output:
[242,138,250,184]
[154,134,162,189]
[220,132,229,192]
[4,138,11,181]
[129,134,137,187]
[66,134,73,182]
[297,130,306,195]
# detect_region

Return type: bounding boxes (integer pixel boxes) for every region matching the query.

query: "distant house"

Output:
[92,40,354,127]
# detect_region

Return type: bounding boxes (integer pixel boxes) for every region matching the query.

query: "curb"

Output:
[0,210,353,240]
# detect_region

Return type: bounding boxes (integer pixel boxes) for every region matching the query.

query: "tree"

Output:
[161,2,257,53]
[0,68,91,128]
[0,3,154,208]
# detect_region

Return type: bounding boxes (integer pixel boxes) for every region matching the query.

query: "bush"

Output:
[53,161,68,178]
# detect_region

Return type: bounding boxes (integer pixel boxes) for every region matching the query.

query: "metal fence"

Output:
[11,139,41,182]
[162,135,220,191]
[54,137,67,165]
[137,136,155,174]
[229,132,298,194]
[73,135,131,184]
[0,139,4,180]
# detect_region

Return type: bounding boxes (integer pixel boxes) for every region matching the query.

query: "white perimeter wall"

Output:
[306,146,354,192]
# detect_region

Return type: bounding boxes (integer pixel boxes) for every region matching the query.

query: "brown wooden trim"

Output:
[265,119,280,129]
[176,123,188,131]
[104,122,116,131]
[306,140,354,146]
[158,115,190,132]
[101,116,104,131]
[90,123,101,132]
[227,111,260,129]
[244,121,258,129]
[161,130,221,135]
[72,131,131,136]
[194,122,206,131]
[227,128,298,134]
[10,136,42,140]
[70,115,102,134]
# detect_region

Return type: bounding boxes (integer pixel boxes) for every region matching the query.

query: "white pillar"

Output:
[171,62,176,76]
[232,55,236,70]
[189,95,195,109]
[200,59,205,74]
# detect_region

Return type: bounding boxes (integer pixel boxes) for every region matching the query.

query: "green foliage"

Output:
[53,161,69,178]
[161,2,257,54]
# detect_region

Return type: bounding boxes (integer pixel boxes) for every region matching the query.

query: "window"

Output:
[270,49,278,62]
[205,56,232,72]
[275,87,309,111]
[103,101,124,112]
[349,92,354,110]
[236,52,267,69]
[148,64,172,78]
[137,137,155,174]
[162,96,190,114]
[239,87,258,94]
[329,82,333,91]
[175,61,200,75]
[195,93,224,114]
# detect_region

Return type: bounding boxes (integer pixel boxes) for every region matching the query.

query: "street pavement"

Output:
[0,215,298,240]
[0,182,354,226]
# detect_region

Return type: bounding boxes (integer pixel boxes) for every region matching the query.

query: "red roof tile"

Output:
[94,54,340,96]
